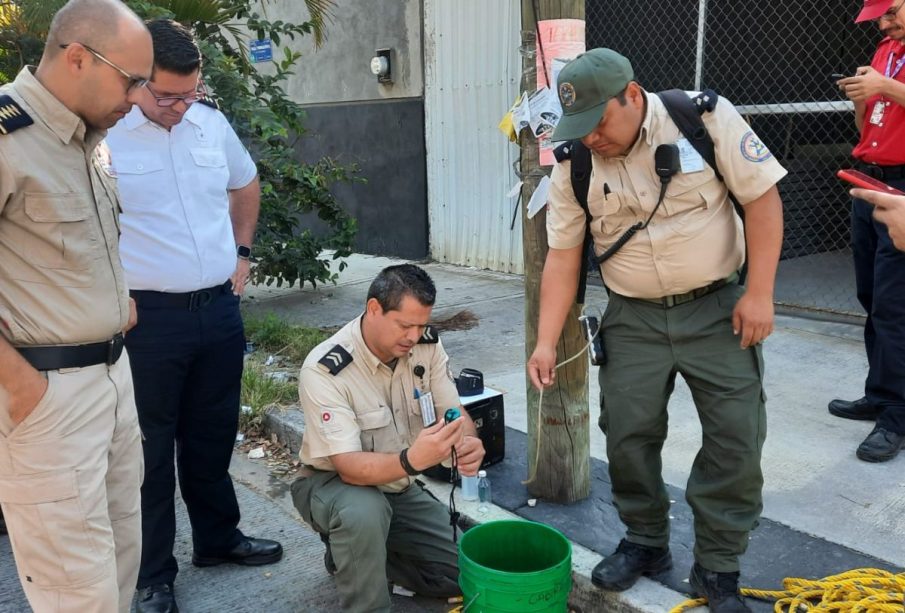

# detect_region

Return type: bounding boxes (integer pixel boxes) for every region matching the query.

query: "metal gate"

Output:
[424,0,524,273]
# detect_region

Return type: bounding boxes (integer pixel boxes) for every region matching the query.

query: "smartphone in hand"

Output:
[830,73,847,81]
[837,169,905,196]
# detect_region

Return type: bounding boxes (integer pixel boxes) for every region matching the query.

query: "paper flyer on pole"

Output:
[535,19,586,166]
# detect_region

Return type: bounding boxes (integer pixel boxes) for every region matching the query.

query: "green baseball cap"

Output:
[552,48,634,142]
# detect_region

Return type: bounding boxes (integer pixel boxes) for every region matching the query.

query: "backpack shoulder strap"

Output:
[657,88,747,282]
[656,88,722,182]
[554,139,596,304]
[657,88,744,217]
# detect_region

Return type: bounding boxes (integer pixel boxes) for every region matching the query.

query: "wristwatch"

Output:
[236,245,251,260]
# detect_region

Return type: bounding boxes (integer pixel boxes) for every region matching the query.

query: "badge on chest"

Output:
[869,101,888,126]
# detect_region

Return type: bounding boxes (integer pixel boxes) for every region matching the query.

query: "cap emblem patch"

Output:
[559,82,576,108]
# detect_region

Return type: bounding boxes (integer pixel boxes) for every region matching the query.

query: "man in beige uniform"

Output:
[291,264,485,612]
[527,49,786,612]
[0,1,152,611]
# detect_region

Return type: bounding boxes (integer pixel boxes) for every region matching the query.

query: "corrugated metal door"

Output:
[424,0,523,273]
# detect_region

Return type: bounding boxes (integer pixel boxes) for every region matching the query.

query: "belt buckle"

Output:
[188,290,213,311]
[107,333,124,365]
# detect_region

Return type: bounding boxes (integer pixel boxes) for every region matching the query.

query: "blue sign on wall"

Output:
[250,39,273,63]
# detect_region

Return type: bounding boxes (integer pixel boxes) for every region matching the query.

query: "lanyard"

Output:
[885,50,905,80]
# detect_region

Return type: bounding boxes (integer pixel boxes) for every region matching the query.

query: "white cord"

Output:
[522,307,603,486]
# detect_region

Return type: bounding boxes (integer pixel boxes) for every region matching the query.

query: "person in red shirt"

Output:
[832,0,905,462]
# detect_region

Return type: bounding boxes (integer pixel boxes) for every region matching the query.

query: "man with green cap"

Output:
[527,48,786,612]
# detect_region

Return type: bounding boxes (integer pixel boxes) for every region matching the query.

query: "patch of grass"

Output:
[243,313,330,363]
[239,361,298,434]
[239,313,330,434]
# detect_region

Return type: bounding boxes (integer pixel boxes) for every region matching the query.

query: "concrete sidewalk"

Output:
[0,451,452,613]
[243,253,905,611]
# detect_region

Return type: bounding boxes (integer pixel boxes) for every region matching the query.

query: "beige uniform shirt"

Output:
[547,92,788,299]
[299,316,460,492]
[0,68,128,346]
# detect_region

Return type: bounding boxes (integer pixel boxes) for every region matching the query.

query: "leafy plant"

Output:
[0,0,358,288]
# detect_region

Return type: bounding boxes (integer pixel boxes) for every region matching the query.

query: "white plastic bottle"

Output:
[477,470,492,513]
[460,473,479,501]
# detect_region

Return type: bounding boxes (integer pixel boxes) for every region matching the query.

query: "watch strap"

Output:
[399,448,421,476]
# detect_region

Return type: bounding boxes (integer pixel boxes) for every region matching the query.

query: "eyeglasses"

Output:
[145,82,208,108]
[879,1,904,20]
[59,43,149,92]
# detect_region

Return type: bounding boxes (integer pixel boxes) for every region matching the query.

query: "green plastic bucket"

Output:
[458,520,572,612]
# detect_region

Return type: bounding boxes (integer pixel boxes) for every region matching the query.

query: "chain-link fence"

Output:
[586,0,879,318]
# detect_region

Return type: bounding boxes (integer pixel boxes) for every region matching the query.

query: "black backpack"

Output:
[554,89,746,304]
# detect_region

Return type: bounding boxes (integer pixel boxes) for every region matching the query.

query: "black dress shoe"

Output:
[192,536,284,567]
[856,426,905,463]
[828,397,881,421]
[136,583,179,613]
[689,563,751,612]
[591,539,672,591]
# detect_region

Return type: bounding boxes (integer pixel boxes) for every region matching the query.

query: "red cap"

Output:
[856,0,894,22]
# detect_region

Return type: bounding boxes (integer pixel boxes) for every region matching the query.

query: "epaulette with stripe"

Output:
[0,95,34,136]
[318,344,353,375]
[418,325,439,344]
[553,141,573,162]
[196,94,220,110]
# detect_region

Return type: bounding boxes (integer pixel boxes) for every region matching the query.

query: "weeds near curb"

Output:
[239,313,330,434]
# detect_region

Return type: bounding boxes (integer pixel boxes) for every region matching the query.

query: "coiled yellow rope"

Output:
[669,568,905,613]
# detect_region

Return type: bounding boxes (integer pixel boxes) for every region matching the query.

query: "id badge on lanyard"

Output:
[873,50,905,125]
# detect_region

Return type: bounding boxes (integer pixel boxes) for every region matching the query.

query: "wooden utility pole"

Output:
[520,0,588,503]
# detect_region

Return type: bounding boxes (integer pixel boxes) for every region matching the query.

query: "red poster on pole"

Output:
[534,19,586,166]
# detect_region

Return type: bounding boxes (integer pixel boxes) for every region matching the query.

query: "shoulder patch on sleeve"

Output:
[418,325,439,344]
[739,130,773,163]
[318,345,353,375]
[196,94,220,110]
[0,95,34,135]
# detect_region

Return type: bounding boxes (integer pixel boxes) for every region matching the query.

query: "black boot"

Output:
[828,397,881,421]
[689,563,751,612]
[856,426,905,462]
[591,539,672,591]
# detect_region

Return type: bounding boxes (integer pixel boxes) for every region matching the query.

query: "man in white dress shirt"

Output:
[106,19,282,613]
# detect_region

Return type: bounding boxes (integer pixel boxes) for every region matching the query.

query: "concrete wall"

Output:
[262,0,423,103]
[258,0,427,258]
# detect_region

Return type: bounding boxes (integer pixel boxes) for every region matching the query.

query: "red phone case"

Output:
[837,169,905,196]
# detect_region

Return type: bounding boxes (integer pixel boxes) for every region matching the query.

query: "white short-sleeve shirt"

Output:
[106,103,257,292]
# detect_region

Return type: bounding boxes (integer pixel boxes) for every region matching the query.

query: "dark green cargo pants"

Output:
[290,472,459,612]
[598,283,767,572]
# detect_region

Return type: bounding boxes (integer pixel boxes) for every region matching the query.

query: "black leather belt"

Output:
[130,281,230,311]
[636,272,739,309]
[17,333,125,371]
[854,162,905,181]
